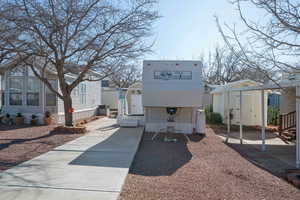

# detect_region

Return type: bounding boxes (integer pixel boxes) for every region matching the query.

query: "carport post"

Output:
[239,90,243,144]
[296,86,300,168]
[261,90,266,151]
[226,91,230,143]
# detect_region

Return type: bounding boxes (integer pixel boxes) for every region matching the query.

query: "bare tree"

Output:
[0,0,158,126]
[0,1,27,65]
[202,45,275,85]
[215,0,300,85]
[109,64,141,88]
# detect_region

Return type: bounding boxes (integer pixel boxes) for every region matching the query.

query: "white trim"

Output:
[221,80,300,92]
[296,86,300,168]
[226,91,230,143]
[261,90,266,151]
[57,106,98,115]
[240,90,243,144]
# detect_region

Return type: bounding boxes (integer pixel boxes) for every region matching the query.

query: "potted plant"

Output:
[4,113,13,125]
[44,111,53,125]
[30,114,38,125]
[15,112,24,125]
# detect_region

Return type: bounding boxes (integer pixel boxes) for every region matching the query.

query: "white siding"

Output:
[101,89,118,109]
[213,90,268,126]
[142,60,204,107]
[280,87,296,114]
[57,80,101,123]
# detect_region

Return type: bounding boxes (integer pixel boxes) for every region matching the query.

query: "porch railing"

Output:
[278,111,296,136]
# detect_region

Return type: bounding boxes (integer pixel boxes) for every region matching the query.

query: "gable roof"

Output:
[211,79,261,94]
[0,56,102,78]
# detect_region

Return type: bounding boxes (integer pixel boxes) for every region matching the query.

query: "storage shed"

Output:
[211,80,268,126]
[143,60,205,134]
[125,82,143,115]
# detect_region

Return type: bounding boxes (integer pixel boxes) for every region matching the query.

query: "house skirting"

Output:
[57,107,98,124]
[145,122,194,134]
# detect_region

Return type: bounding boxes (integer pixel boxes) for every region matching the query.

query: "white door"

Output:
[131,94,143,114]
[232,94,253,125]
[232,95,241,125]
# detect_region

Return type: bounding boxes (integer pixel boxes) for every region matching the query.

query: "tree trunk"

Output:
[63,95,73,126]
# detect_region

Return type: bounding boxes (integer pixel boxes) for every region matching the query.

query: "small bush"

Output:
[205,105,223,124]
[205,105,213,122]
[268,106,279,125]
[209,112,223,124]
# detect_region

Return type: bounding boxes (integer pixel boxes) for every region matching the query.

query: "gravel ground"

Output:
[0,124,84,171]
[120,127,300,200]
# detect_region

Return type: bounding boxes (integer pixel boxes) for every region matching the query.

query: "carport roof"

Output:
[226,79,300,92]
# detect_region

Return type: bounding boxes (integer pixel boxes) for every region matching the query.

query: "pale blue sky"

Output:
[145,0,261,60]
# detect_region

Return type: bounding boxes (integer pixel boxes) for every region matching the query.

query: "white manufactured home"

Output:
[142,60,205,134]
[0,62,101,124]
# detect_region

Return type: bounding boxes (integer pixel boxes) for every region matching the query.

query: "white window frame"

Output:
[80,83,87,104]
[8,76,23,106]
[45,79,57,107]
[153,70,192,80]
[26,77,40,106]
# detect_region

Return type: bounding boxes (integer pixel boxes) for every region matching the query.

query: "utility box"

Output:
[196,109,205,134]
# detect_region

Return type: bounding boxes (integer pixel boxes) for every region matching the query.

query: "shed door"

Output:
[131,94,143,114]
[232,94,253,125]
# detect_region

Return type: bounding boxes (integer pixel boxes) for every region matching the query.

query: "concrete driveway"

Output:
[0,118,144,200]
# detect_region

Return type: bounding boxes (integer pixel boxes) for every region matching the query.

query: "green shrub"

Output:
[209,112,223,124]
[268,106,279,125]
[204,105,223,124]
[205,105,213,123]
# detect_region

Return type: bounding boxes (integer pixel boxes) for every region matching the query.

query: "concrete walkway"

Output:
[0,118,144,200]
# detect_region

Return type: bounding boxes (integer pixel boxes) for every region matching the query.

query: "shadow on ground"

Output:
[0,124,46,131]
[210,125,296,179]
[95,124,119,131]
[129,133,205,176]
[69,126,140,168]
[0,129,70,152]
[226,142,296,178]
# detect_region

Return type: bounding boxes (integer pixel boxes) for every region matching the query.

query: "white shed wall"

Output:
[213,90,267,126]
[280,87,296,114]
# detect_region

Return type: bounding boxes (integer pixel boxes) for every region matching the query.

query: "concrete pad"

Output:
[0,118,144,200]
[0,186,119,200]
[218,129,297,170]
[56,127,144,153]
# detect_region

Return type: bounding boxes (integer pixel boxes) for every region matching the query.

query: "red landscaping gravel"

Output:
[120,127,300,200]
[0,124,84,171]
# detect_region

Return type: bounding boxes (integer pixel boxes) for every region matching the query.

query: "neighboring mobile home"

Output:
[211,80,268,126]
[125,82,143,115]
[0,61,101,124]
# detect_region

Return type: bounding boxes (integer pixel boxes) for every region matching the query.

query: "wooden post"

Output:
[240,90,243,144]
[279,114,282,136]
[226,91,230,143]
[261,90,266,151]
